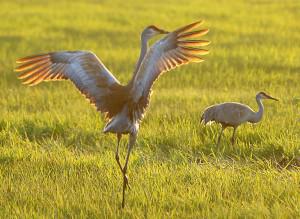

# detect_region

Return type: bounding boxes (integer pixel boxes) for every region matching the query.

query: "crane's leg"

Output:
[115,133,123,172]
[121,133,137,208]
[217,126,224,147]
[231,127,237,145]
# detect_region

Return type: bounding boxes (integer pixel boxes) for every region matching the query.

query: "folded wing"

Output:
[15,51,125,118]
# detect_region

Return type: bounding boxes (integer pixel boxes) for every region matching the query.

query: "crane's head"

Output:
[142,25,169,39]
[257,92,279,101]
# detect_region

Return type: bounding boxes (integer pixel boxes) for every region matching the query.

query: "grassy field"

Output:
[1,0,300,218]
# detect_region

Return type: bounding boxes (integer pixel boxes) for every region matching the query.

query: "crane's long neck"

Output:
[135,36,148,73]
[127,35,149,87]
[252,96,264,123]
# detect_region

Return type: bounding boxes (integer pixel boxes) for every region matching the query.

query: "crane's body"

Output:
[202,102,258,127]
[201,92,278,146]
[15,21,210,208]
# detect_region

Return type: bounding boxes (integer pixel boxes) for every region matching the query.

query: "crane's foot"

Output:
[121,173,131,208]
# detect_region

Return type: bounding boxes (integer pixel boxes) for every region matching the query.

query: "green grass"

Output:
[1,0,300,218]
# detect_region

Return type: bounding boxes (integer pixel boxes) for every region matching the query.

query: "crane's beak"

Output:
[265,94,279,101]
[157,28,169,34]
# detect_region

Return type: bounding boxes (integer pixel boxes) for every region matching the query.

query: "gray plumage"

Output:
[201,92,279,146]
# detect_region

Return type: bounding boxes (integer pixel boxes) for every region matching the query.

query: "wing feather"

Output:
[16,51,126,118]
[178,47,209,55]
[174,20,204,34]
[15,59,50,72]
[16,54,51,63]
[178,29,209,39]
[177,40,210,47]
[131,21,210,113]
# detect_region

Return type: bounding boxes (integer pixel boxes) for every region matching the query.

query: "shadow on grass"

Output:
[1,117,299,169]
[143,127,300,170]
[0,119,104,152]
[195,140,300,170]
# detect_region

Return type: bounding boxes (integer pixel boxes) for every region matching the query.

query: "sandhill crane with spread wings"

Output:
[15,21,210,208]
[201,92,278,146]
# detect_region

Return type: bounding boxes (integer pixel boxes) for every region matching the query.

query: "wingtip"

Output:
[191,20,204,26]
[16,57,29,64]
[15,54,50,64]
[196,59,205,63]
[175,20,205,34]
[204,50,210,55]
[202,29,209,35]
[196,20,204,25]
[178,29,210,39]
[16,57,27,64]
[200,40,211,46]
[22,80,35,86]
[14,67,22,72]
[16,59,23,64]
[17,72,29,79]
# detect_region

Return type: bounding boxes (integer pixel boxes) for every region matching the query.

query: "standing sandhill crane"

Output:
[201,92,278,146]
[15,21,210,208]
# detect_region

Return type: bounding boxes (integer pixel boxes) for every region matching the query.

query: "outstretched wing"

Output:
[15,51,126,118]
[131,21,210,110]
